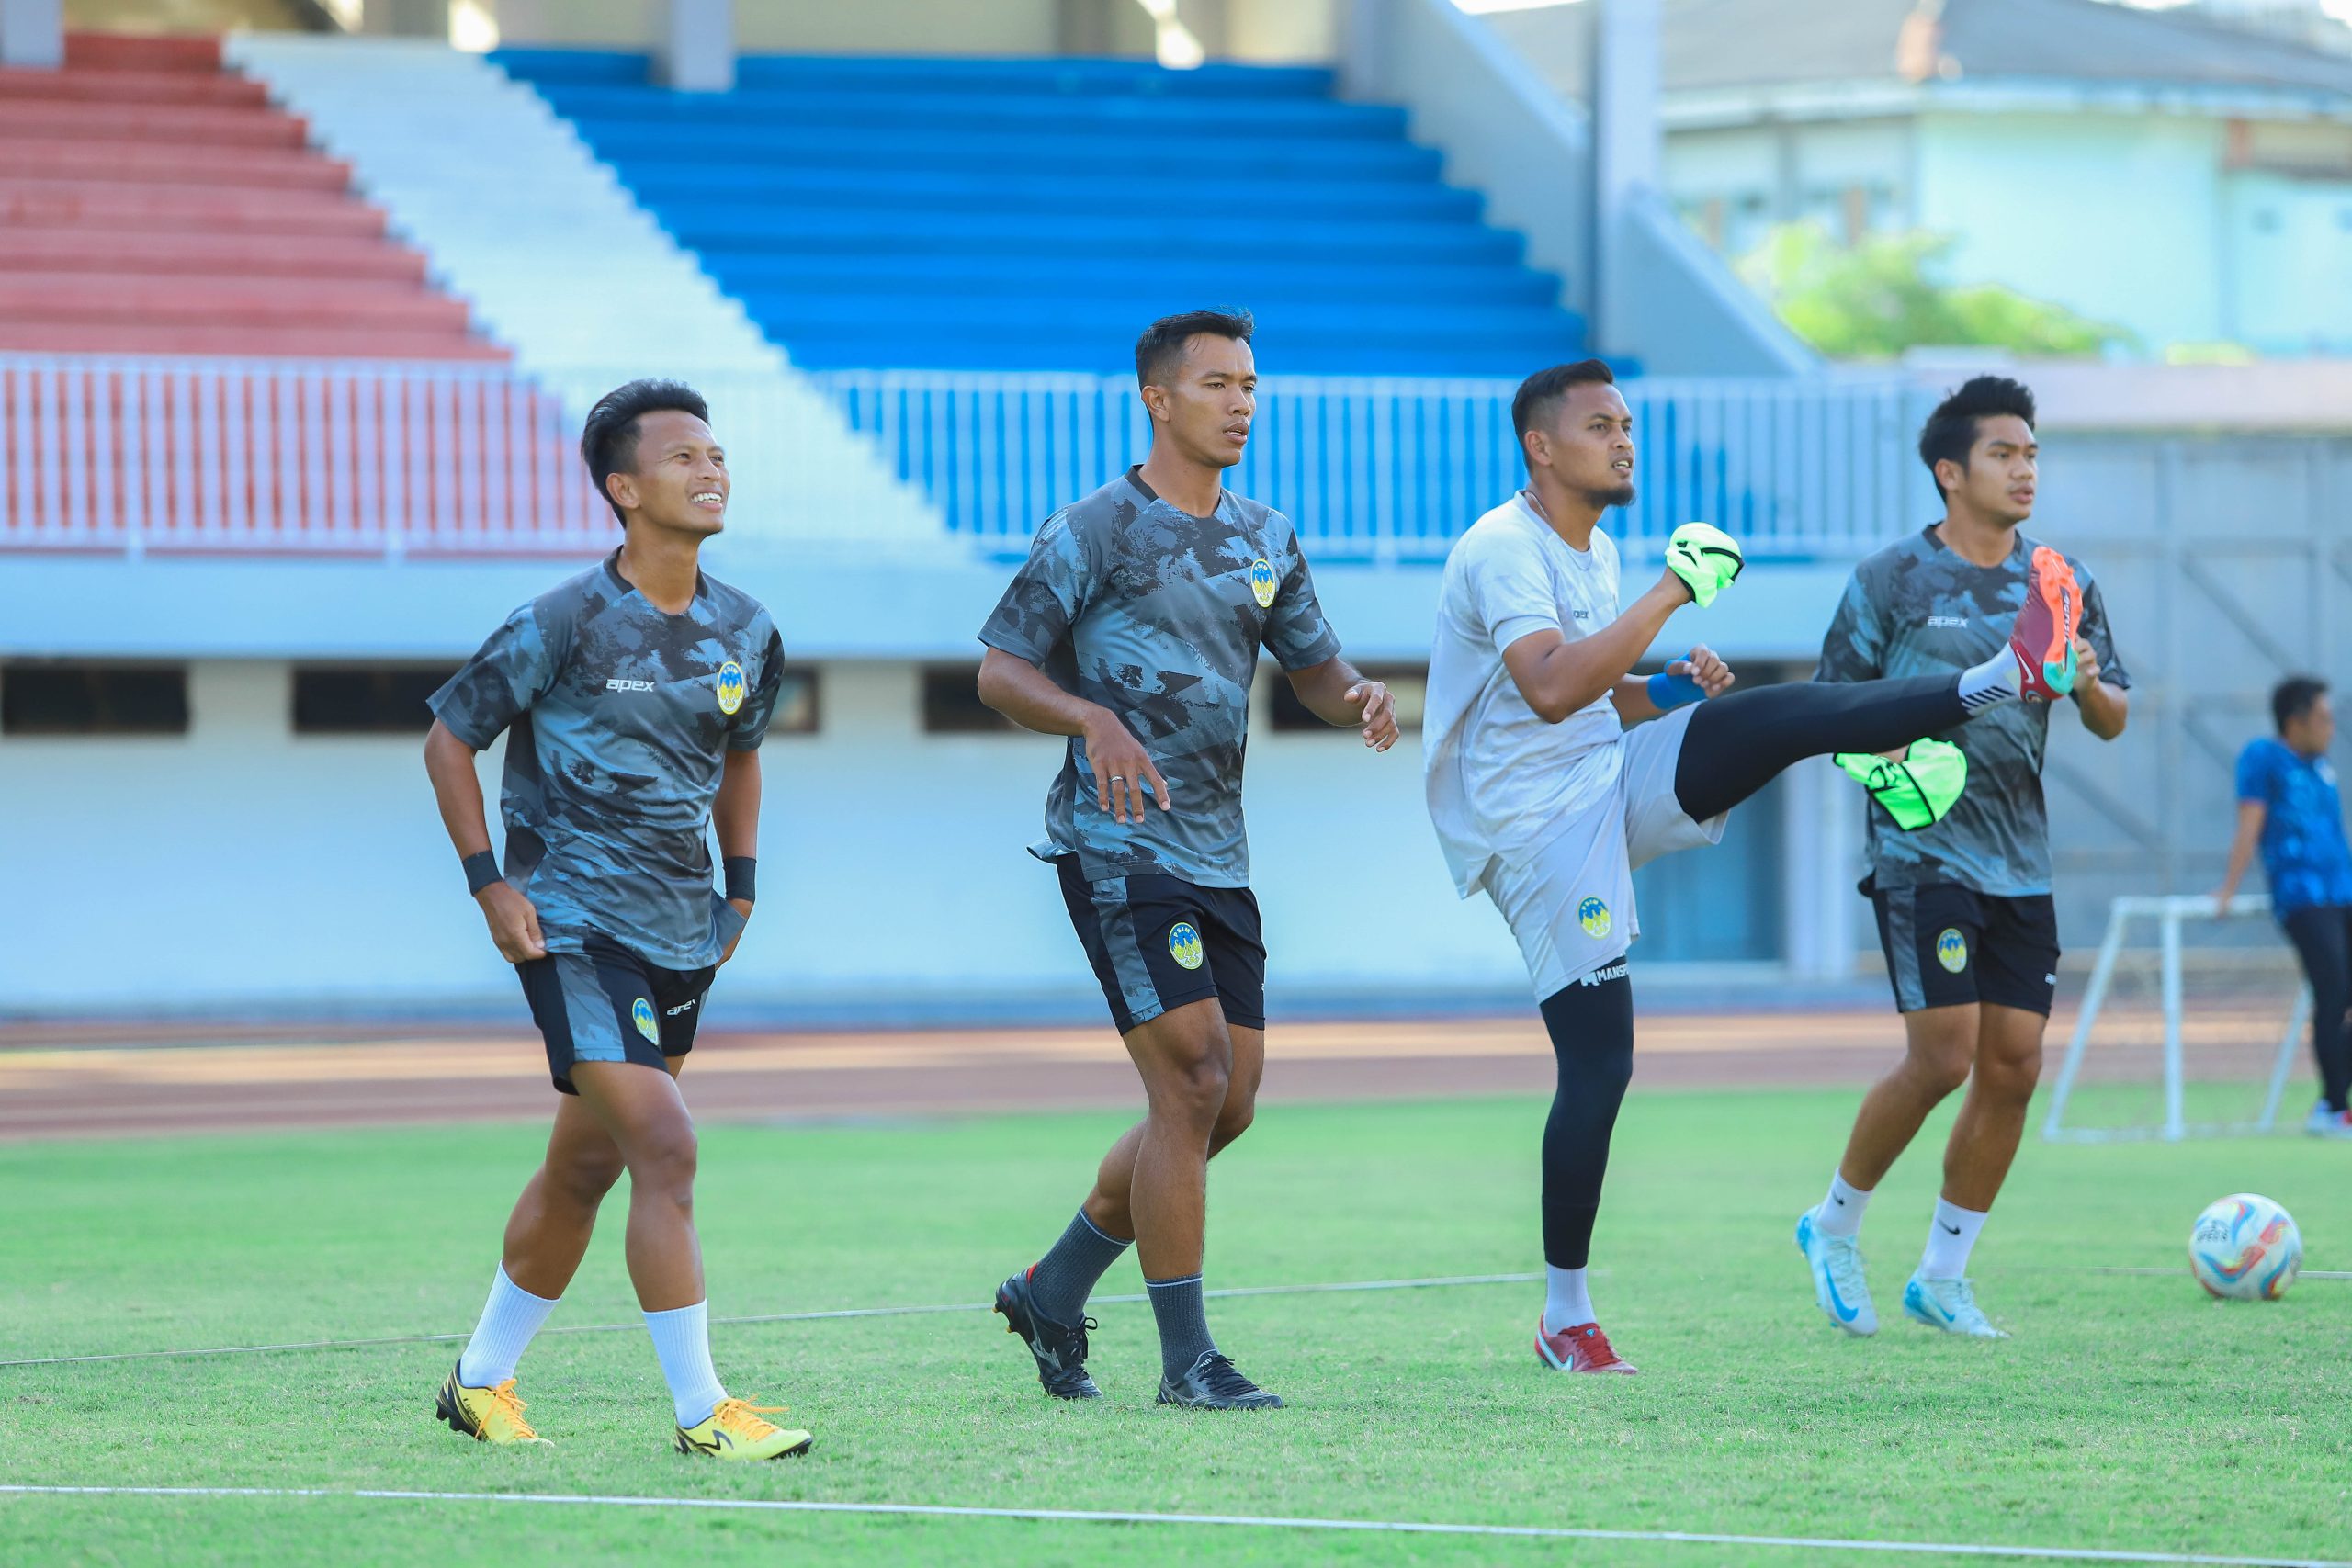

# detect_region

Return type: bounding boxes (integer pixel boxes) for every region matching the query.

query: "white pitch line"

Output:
[0,1271,1545,1371]
[0,1485,2339,1568]
[2075,1268,2352,1280]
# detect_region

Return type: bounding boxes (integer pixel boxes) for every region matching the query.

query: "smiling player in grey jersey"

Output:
[1797,376,2132,1341]
[421,379,808,1460]
[978,310,1399,1411]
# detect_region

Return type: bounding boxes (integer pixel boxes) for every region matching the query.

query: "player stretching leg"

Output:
[422,380,808,1457]
[1798,376,2132,1339]
[1423,361,2045,1373]
[978,310,1397,1409]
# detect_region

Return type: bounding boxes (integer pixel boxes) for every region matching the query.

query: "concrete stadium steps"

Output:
[492,49,1586,377]
[0,32,501,362]
[227,34,947,545]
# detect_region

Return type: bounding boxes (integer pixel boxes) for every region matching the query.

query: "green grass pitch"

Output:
[2,1087,2345,1566]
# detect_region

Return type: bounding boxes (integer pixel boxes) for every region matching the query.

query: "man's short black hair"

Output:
[1917,375,2035,502]
[2274,674,2329,733]
[1511,359,1616,444]
[1135,309,1253,389]
[581,378,710,525]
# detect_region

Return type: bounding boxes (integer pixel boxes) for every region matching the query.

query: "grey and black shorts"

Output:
[1055,859,1267,1034]
[1867,879,2059,1017]
[515,933,715,1094]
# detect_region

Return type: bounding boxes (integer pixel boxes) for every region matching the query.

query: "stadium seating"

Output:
[492,51,1586,377]
[0,32,503,360]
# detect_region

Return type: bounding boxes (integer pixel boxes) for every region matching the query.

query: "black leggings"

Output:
[1673,673,1968,825]
[1540,970,1634,1269]
[2281,906,2352,1113]
[1534,671,1973,1269]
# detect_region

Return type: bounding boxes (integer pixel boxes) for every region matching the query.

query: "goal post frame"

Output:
[2041,893,2310,1144]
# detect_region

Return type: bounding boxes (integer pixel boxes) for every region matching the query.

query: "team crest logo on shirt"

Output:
[1249,558,1278,609]
[1169,921,1205,971]
[1936,929,1969,974]
[631,997,661,1043]
[715,661,747,716]
[1578,897,1611,939]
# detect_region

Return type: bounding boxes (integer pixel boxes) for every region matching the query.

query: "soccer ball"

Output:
[2188,1193,2302,1301]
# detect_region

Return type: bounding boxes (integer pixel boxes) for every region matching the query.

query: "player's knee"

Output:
[548,1146,626,1207]
[1907,1043,1973,1097]
[1979,1047,2043,1100]
[1152,1051,1231,1127]
[628,1122,699,1200]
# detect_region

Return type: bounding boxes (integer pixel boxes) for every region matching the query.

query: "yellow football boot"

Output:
[673,1396,813,1461]
[435,1363,549,1445]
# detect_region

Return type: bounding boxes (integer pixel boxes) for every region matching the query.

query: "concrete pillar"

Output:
[1592,0,1661,357]
[363,0,451,37]
[659,0,734,92]
[1781,753,1861,982]
[0,0,63,69]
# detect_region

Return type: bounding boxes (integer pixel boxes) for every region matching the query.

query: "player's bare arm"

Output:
[977,645,1170,823]
[1284,655,1397,751]
[712,747,760,964]
[423,716,546,962]
[2213,798,2267,914]
[1498,574,1692,725]
[2072,635,2130,739]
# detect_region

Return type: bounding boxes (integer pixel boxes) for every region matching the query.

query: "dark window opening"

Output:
[1,662,188,736]
[922,664,1016,734]
[293,666,458,735]
[768,669,821,736]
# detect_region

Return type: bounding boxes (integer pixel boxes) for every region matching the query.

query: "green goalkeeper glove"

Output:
[1833,738,1968,831]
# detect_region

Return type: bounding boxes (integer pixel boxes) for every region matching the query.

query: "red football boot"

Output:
[1534,1318,1638,1374]
[2009,546,2081,703]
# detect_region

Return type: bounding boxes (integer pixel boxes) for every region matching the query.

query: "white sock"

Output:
[455,1265,558,1389]
[1542,1265,1594,1334]
[1920,1198,1988,1279]
[1957,646,2023,713]
[1815,1171,1872,1239]
[642,1300,727,1428]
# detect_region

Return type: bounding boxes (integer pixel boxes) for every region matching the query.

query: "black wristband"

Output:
[723,856,757,905]
[461,850,502,897]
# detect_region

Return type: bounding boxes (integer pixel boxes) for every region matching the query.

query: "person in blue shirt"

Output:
[2217,674,2352,1137]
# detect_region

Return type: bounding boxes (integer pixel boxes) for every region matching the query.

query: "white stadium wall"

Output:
[0,659,1532,1017]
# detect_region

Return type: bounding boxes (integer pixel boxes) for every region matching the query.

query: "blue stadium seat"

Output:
[492,50,1586,376]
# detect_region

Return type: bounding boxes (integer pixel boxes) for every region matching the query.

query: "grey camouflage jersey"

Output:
[430,552,786,968]
[1816,526,2131,896]
[979,467,1342,888]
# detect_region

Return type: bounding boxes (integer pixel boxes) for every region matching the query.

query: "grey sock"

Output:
[1029,1210,1131,1325]
[1146,1273,1216,1382]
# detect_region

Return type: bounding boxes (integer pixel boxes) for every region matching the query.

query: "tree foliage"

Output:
[1736,223,2135,360]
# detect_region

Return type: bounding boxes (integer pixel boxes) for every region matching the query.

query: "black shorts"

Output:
[515,933,715,1094]
[1056,858,1268,1034]
[1869,880,2060,1016]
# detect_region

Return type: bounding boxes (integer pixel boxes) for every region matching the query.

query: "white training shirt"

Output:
[1423,491,1626,897]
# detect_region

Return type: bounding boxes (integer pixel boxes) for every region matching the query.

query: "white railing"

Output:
[0,356,609,556]
[2,356,1933,561]
[822,370,1933,560]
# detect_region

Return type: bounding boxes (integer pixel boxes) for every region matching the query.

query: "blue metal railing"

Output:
[821,370,1935,560]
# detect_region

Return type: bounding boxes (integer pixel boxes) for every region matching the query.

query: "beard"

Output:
[1580,480,1636,510]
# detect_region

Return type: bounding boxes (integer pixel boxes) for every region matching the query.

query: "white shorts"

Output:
[1481,705,1729,998]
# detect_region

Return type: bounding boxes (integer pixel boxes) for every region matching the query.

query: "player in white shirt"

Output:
[1424,360,2052,1372]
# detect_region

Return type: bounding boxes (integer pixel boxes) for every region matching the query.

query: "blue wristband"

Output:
[723,856,757,905]
[1647,668,1705,711]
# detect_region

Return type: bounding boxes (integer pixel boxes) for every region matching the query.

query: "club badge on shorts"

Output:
[1936,928,1969,973]
[1249,558,1277,608]
[715,660,746,716]
[1169,921,1205,970]
[1578,897,1611,939]
[631,997,661,1043]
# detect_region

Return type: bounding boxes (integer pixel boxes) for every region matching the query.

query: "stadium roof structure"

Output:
[1491,0,2352,120]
